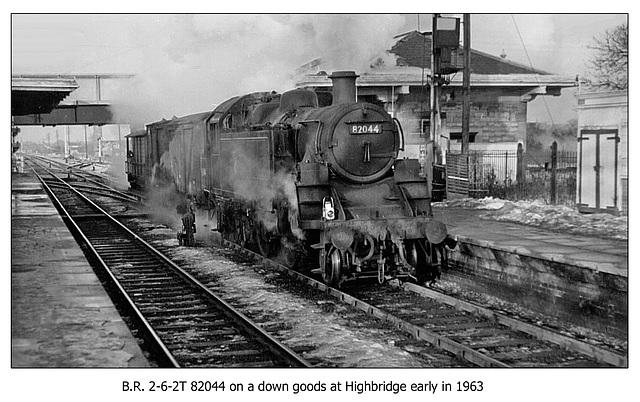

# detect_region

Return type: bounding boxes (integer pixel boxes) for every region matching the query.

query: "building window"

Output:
[420,118,430,138]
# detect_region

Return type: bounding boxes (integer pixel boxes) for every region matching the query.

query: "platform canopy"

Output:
[11,75,79,116]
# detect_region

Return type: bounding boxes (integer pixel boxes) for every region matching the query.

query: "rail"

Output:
[26,159,311,368]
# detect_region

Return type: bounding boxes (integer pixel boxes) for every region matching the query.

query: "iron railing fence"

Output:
[446,142,578,207]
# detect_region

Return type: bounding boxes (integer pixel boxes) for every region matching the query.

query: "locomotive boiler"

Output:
[126,71,454,287]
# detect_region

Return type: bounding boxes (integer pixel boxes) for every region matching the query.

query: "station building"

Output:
[296,30,577,163]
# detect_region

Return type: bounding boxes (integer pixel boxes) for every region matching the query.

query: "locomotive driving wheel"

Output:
[405,240,419,268]
[218,208,233,241]
[255,223,276,257]
[416,240,441,285]
[278,238,300,268]
[320,247,342,287]
[233,217,247,248]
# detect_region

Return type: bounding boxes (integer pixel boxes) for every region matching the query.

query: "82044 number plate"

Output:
[349,123,382,135]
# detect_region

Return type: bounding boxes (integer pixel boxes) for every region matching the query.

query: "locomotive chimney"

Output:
[329,71,359,105]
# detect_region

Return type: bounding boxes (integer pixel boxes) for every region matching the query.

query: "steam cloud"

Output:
[106,14,406,241]
[109,14,406,128]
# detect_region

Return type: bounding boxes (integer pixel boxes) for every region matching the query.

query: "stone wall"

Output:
[393,87,528,155]
[443,88,527,146]
[445,237,627,338]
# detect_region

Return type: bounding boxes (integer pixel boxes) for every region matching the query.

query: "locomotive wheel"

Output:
[280,241,299,268]
[255,225,276,257]
[321,248,342,287]
[223,219,234,242]
[416,240,441,285]
[226,216,244,247]
[405,240,419,268]
[218,212,231,241]
[235,219,247,247]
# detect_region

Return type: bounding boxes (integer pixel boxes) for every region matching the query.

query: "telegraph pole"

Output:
[462,13,471,155]
[430,14,438,156]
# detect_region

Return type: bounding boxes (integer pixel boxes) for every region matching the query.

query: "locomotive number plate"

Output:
[349,123,382,135]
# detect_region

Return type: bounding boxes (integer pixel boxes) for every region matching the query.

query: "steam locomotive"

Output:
[126,71,455,287]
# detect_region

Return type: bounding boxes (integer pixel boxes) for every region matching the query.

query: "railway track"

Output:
[27,154,141,204]
[25,159,311,368]
[220,239,626,368]
[22,155,627,368]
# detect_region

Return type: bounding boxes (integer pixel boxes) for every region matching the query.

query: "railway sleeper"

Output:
[140,305,212,315]
[145,313,223,322]
[468,338,537,350]
[133,300,205,310]
[164,340,258,351]
[428,321,496,332]
[161,328,239,339]
[214,360,277,368]
[133,294,201,303]
[170,349,267,361]
[110,264,170,272]
[412,315,480,328]
[445,327,512,338]
[153,320,229,331]
[118,280,179,289]
[118,276,177,284]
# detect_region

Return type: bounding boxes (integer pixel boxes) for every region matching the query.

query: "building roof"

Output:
[296,30,576,94]
[390,30,551,75]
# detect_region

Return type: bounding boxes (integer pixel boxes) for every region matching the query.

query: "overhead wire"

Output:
[510,14,556,128]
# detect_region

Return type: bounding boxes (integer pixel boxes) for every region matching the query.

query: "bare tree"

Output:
[584,23,628,90]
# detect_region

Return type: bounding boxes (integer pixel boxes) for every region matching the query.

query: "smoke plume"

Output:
[105,14,406,240]
[108,14,406,126]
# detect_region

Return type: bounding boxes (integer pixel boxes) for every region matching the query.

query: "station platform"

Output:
[431,204,628,337]
[432,205,628,276]
[10,170,149,367]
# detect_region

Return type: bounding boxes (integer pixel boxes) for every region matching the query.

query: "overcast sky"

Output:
[10,13,628,135]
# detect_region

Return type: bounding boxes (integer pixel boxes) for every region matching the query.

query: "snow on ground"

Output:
[437,197,628,241]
